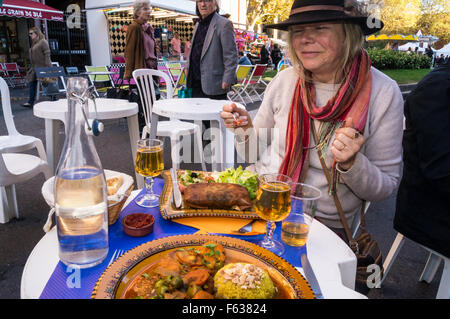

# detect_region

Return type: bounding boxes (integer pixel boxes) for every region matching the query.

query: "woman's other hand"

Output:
[330,117,365,171]
[221,103,252,131]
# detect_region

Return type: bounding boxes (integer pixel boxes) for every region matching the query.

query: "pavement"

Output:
[0,85,444,299]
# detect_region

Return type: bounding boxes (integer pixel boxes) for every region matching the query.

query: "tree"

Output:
[417,0,450,44]
[379,0,422,34]
[246,0,294,31]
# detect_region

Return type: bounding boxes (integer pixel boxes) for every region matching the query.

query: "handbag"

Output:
[311,120,383,286]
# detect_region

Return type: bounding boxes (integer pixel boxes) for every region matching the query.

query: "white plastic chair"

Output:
[132,69,206,171]
[382,233,449,299]
[0,78,51,223]
[350,201,371,238]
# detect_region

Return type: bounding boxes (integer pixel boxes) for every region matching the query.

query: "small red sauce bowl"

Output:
[122,213,154,237]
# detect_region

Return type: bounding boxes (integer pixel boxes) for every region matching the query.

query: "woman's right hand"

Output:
[221,103,252,132]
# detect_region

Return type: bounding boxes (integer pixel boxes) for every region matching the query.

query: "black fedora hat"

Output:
[265,0,383,35]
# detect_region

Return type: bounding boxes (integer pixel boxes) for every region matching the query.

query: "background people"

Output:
[171,32,181,58]
[124,0,157,81]
[394,61,450,258]
[186,0,237,100]
[124,0,158,130]
[23,27,52,108]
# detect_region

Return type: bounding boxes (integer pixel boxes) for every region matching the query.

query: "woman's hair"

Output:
[29,27,45,43]
[195,0,220,17]
[133,0,151,19]
[287,22,364,83]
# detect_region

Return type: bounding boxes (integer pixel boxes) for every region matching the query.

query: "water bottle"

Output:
[54,77,108,269]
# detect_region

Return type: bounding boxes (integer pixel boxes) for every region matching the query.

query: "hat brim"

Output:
[265,11,383,35]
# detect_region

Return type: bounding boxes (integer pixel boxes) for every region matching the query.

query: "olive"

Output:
[217,260,225,269]
[154,279,166,289]
[171,276,183,289]
[186,284,201,298]
[190,172,198,178]
[156,285,169,297]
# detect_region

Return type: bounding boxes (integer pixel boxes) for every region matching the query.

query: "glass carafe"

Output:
[54,77,108,269]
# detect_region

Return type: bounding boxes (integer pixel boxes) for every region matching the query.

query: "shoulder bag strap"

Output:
[310,120,357,249]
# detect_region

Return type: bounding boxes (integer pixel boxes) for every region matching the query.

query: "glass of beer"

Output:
[134,139,164,207]
[281,183,321,247]
[254,173,292,256]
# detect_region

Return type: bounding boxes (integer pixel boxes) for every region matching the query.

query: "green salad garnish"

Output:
[216,166,259,200]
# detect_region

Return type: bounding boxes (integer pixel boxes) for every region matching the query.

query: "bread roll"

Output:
[107,176,123,196]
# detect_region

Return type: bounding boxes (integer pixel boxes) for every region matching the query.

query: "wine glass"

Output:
[134,138,164,208]
[254,173,292,256]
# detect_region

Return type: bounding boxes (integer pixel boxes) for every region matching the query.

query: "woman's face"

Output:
[137,4,152,21]
[291,22,346,81]
[29,30,37,41]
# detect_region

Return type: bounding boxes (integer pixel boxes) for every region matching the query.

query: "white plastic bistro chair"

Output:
[132,69,206,171]
[0,78,51,223]
[382,232,449,299]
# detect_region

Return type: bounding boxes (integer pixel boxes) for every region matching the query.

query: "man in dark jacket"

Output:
[394,62,450,258]
[186,0,237,100]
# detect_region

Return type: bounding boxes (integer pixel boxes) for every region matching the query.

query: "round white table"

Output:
[33,98,141,187]
[20,190,365,299]
[150,98,244,172]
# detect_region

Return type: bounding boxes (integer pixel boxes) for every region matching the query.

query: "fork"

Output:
[237,220,256,233]
[107,249,124,267]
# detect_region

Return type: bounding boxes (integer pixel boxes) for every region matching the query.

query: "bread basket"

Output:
[42,170,134,231]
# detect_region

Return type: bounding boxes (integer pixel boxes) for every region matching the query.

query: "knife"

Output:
[171,168,182,208]
[301,253,324,299]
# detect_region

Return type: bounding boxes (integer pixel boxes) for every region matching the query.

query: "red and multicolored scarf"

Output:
[279,49,372,195]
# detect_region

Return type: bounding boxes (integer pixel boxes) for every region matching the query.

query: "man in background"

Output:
[186,0,237,100]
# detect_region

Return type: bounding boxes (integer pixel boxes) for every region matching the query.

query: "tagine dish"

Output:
[91,235,315,299]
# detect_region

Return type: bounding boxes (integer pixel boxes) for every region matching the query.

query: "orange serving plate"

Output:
[91,234,316,299]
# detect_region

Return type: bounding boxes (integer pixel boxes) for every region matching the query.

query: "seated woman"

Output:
[221,0,404,241]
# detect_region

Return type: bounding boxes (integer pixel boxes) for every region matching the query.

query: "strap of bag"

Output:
[311,120,363,251]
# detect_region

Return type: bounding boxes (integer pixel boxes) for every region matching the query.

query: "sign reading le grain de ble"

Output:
[0,7,43,19]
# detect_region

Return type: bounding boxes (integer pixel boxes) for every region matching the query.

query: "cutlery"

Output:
[171,168,182,208]
[107,249,124,267]
[301,253,323,299]
[237,219,256,233]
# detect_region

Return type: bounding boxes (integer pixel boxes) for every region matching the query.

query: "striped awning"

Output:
[0,0,64,22]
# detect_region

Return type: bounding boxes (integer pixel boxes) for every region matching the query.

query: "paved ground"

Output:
[0,86,444,299]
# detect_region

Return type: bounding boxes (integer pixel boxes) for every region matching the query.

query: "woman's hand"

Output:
[330,117,364,171]
[220,103,252,132]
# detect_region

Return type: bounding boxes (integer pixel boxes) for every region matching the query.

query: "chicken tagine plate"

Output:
[91,235,315,299]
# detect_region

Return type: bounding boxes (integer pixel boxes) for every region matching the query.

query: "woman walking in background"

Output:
[124,0,158,82]
[22,27,52,108]
[124,0,158,130]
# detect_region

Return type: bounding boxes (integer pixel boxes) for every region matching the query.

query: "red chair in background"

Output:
[243,64,267,103]
[4,63,27,88]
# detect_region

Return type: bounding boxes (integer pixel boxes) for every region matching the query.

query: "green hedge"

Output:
[367,48,431,70]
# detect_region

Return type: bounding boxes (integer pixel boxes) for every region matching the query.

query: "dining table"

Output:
[20,177,366,299]
[33,98,142,188]
[149,98,244,172]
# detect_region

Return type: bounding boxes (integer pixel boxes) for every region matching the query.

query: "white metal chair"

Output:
[382,233,449,299]
[132,69,206,170]
[0,78,51,223]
